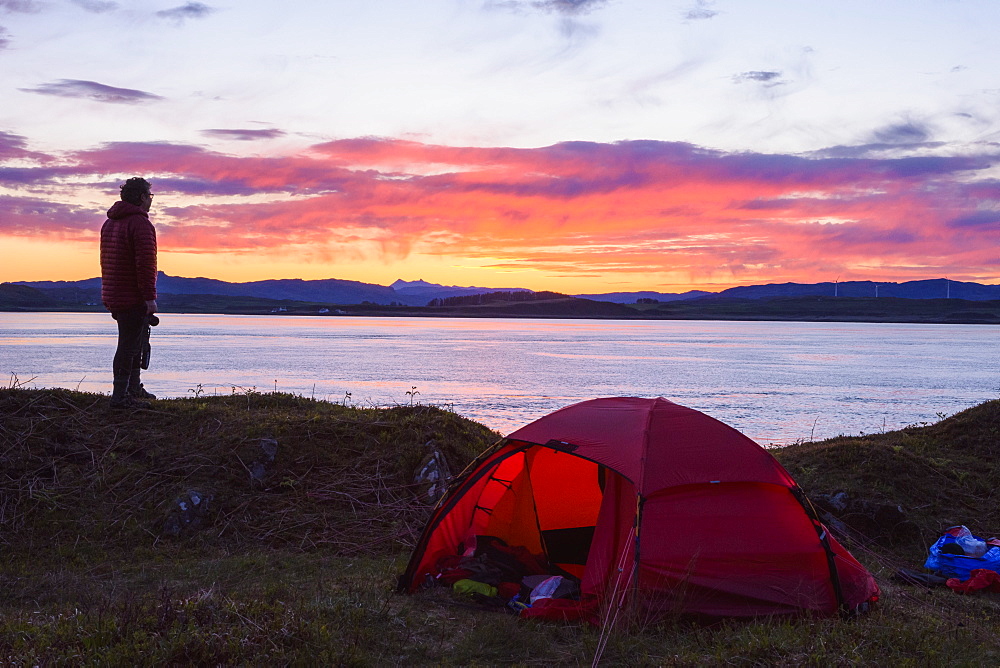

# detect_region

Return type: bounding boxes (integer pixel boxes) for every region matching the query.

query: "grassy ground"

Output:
[2,388,999,665]
[778,399,1000,542]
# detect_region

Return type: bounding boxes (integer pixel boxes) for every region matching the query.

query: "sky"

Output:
[1,0,999,293]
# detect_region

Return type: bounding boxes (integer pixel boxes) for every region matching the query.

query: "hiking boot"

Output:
[110,396,151,410]
[129,384,156,400]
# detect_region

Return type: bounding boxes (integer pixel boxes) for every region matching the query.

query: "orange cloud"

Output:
[2,136,998,289]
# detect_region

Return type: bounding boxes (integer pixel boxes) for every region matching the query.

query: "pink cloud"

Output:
[2,136,999,286]
[0,196,98,240]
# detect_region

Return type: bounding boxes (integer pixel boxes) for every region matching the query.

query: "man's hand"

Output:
[145,299,158,315]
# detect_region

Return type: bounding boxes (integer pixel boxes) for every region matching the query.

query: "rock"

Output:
[820,491,849,512]
[414,440,452,503]
[812,491,920,545]
[249,438,279,482]
[162,489,214,537]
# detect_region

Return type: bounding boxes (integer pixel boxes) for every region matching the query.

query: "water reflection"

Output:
[1,313,996,445]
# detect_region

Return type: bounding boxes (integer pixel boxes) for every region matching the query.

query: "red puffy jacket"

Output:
[100,201,157,311]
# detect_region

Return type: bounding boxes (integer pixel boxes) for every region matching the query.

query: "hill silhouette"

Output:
[12,274,1000,308]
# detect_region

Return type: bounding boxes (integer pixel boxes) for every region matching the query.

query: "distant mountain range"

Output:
[712,279,1000,301]
[10,274,1000,306]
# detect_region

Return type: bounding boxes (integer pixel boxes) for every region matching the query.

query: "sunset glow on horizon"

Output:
[2,1,998,293]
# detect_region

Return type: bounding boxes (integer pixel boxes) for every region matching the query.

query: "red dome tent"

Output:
[400,397,878,622]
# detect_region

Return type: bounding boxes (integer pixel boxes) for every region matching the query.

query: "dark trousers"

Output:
[111,303,147,392]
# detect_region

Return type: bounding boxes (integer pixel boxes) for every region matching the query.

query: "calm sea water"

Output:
[1,312,996,445]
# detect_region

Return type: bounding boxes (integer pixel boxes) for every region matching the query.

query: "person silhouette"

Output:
[99,177,158,409]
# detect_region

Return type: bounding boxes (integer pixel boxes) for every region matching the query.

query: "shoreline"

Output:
[3,305,999,325]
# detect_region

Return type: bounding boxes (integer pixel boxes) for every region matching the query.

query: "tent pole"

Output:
[792,487,847,612]
[593,523,637,666]
[631,494,645,615]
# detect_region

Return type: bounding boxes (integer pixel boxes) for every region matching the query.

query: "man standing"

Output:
[100,177,158,409]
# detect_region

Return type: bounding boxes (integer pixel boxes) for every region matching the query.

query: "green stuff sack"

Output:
[453,579,498,598]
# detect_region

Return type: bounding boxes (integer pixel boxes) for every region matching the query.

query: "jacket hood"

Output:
[107,200,148,220]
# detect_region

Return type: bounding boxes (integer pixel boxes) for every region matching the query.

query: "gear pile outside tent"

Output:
[399,397,879,624]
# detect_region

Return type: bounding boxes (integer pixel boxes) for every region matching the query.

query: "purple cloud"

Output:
[733,71,784,85]
[683,1,717,20]
[0,195,96,236]
[201,128,286,141]
[20,79,162,104]
[487,0,607,15]
[314,138,998,201]
[740,198,802,211]
[71,141,363,196]
[947,210,1000,229]
[0,130,50,162]
[879,155,994,178]
[810,142,947,159]
[823,223,919,248]
[0,0,42,13]
[873,120,932,145]
[0,26,9,50]
[156,2,214,22]
[0,167,70,185]
[536,0,606,13]
[0,130,26,155]
[153,177,264,197]
[71,0,118,13]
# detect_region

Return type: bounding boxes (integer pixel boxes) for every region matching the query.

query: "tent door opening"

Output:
[475,445,613,579]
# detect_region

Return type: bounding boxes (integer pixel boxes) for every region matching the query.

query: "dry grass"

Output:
[0,387,496,559]
[3,388,1000,664]
[777,398,1000,549]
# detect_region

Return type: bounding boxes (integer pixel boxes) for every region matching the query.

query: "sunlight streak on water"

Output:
[1,313,997,445]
